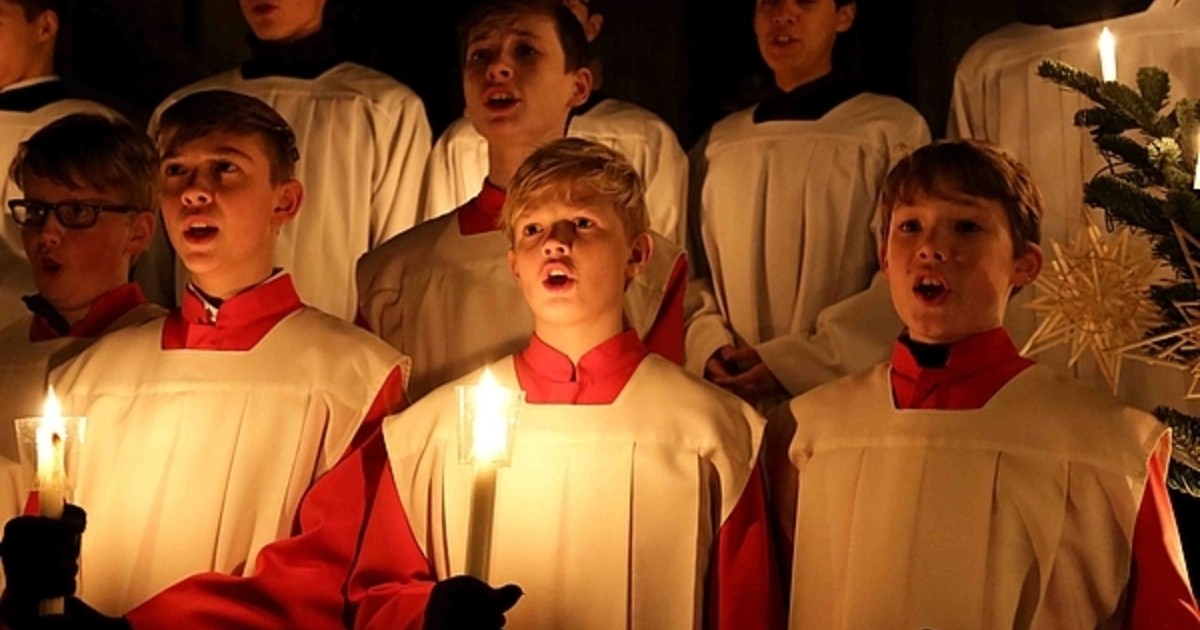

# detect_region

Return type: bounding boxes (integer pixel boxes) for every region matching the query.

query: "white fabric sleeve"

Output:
[371,95,432,245]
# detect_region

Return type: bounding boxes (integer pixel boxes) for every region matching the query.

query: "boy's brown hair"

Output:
[879,139,1043,256]
[10,113,159,211]
[502,137,648,242]
[157,90,300,184]
[457,0,591,72]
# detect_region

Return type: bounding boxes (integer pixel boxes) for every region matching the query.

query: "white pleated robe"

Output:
[420,99,689,244]
[383,354,763,630]
[49,308,406,614]
[687,93,931,395]
[141,63,432,320]
[786,363,1166,629]
[0,98,117,329]
[947,0,1200,399]
[357,212,684,402]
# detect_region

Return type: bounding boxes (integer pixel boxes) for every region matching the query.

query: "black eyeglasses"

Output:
[7,199,140,229]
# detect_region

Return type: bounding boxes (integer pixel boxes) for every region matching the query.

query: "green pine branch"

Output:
[1155,407,1200,494]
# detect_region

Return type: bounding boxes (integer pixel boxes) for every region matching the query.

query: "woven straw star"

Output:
[1021,222,1162,393]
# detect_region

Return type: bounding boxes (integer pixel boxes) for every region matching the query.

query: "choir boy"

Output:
[358,0,686,402]
[0,0,117,328]
[139,0,431,320]
[687,0,930,408]
[772,140,1200,628]
[27,90,409,617]
[422,0,690,245]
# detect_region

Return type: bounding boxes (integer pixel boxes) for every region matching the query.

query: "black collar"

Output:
[0,80,69,113]
[241,28,344,80]
[898,333,952,369]
[753,72,862,123]
[20,294,70,336]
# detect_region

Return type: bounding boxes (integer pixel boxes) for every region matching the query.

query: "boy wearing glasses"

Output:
[0,114,162,468]
[17,90,411,617]
[1,0,118,329]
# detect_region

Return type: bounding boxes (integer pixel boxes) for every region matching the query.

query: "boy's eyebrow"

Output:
[161,146,256,162]
[467,26,544,47]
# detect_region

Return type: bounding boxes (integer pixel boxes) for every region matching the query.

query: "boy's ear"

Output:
[1011,242,1043,289]
[507,249,519,280]
[271,180,304,229]
[583,13,604,42]
[36,9,58,44]
[125,211,157,259]
[624,232,654,281]
[835,2,856,33]
[567,67,594,109]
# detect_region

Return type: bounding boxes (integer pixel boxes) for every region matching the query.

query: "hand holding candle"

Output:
[1099,27,1117,82]
[457,368,523,580]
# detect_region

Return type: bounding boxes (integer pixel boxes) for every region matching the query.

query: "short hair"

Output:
[879,140,1043,257]
[5,0,60,21]
[502,137,648,242]
[157,90,300,183]
[10,113,159,211]
[457,0,591,72]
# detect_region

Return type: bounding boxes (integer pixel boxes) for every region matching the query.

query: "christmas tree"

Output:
[1037,59,1200,496]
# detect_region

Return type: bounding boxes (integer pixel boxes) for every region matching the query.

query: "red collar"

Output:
[457,180,507,236]
[162,274,304,350]
[890,327,1034,410]
[514,329,648,404]
[28,283,149,342]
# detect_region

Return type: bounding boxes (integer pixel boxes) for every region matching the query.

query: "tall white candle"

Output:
[459,368,521,579]
[1194,132,1200,189]
[35,387,67,616]
[1099,27,1117,82]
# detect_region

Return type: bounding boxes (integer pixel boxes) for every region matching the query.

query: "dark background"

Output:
[52,0,1200,584]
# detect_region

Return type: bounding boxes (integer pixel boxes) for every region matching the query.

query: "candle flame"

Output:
[1099,27,1117,82]
[38,386,66,443]
[472,368,510,463]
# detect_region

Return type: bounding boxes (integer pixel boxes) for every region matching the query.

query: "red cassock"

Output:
[128,331,784,629]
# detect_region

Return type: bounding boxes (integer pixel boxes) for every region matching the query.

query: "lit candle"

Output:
[457,368,522,579]
[1194,132,1200,189]
[35,387,67,615]
[1099,27,1117,82]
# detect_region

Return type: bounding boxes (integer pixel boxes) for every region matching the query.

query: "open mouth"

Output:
[38,258,62,274]
[184,222,219,244]
[541,262,576,292]
[249,2,277,16]
[770,33,796,46]
[485,91,519,112]
[913,277,948,303]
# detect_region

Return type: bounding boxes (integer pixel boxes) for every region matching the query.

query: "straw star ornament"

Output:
[1021,222,1162,393]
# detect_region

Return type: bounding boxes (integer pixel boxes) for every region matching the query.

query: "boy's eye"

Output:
[955,220,982,233]
[574,217,594,229]
[514,43,539,59]
[163,163,186,177]
[521,224,542,237]
[896,219,920,233]
[467,48,493,65]
[215,161,239,174]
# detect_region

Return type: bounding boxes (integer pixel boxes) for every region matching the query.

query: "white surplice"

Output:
[687,93,931,396]
[786,363,1165,629]
[384,354,763,630]
[49,309,406,614]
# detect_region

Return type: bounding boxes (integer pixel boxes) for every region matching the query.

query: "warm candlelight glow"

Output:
[35,386,66,521]
[1194,133,1200,189]
[1099,27,1117,82]
[471,368,510,463]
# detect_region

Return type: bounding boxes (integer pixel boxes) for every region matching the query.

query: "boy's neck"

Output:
[486,141,542,190]
[774,63,835,94]
[534,313,625,365]
[191,268,277,302]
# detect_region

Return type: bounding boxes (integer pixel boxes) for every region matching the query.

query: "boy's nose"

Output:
[37,215,66,245]
[916,235,948,262]
[486,60,513,82]
[543,222,576,255]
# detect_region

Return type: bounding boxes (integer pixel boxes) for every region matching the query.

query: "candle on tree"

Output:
[1099,27,1117,82]
[457,368,522,580]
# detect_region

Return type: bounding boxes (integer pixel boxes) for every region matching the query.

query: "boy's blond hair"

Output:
[879,139,1043,256]
[502,138,649,242]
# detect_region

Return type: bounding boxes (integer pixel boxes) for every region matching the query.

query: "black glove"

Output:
[1,503,87,627]
[4,597,129,630]
[423,575,522,630]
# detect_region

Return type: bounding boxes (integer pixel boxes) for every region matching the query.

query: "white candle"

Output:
[35,387,67,616]
[459,368,521,579]
[1099,27,1117,82]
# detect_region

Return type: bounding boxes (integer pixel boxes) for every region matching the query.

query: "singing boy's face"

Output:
[462,13,591,149]
[882,193,1042,344]
[158,130,301,298]
[754,0,854,92]
[239,0,325,43]
[507,197,649,334]
[18,174,153,322]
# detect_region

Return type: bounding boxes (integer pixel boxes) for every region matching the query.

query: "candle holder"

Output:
[456,369,523,580]
[14,401,86,617]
